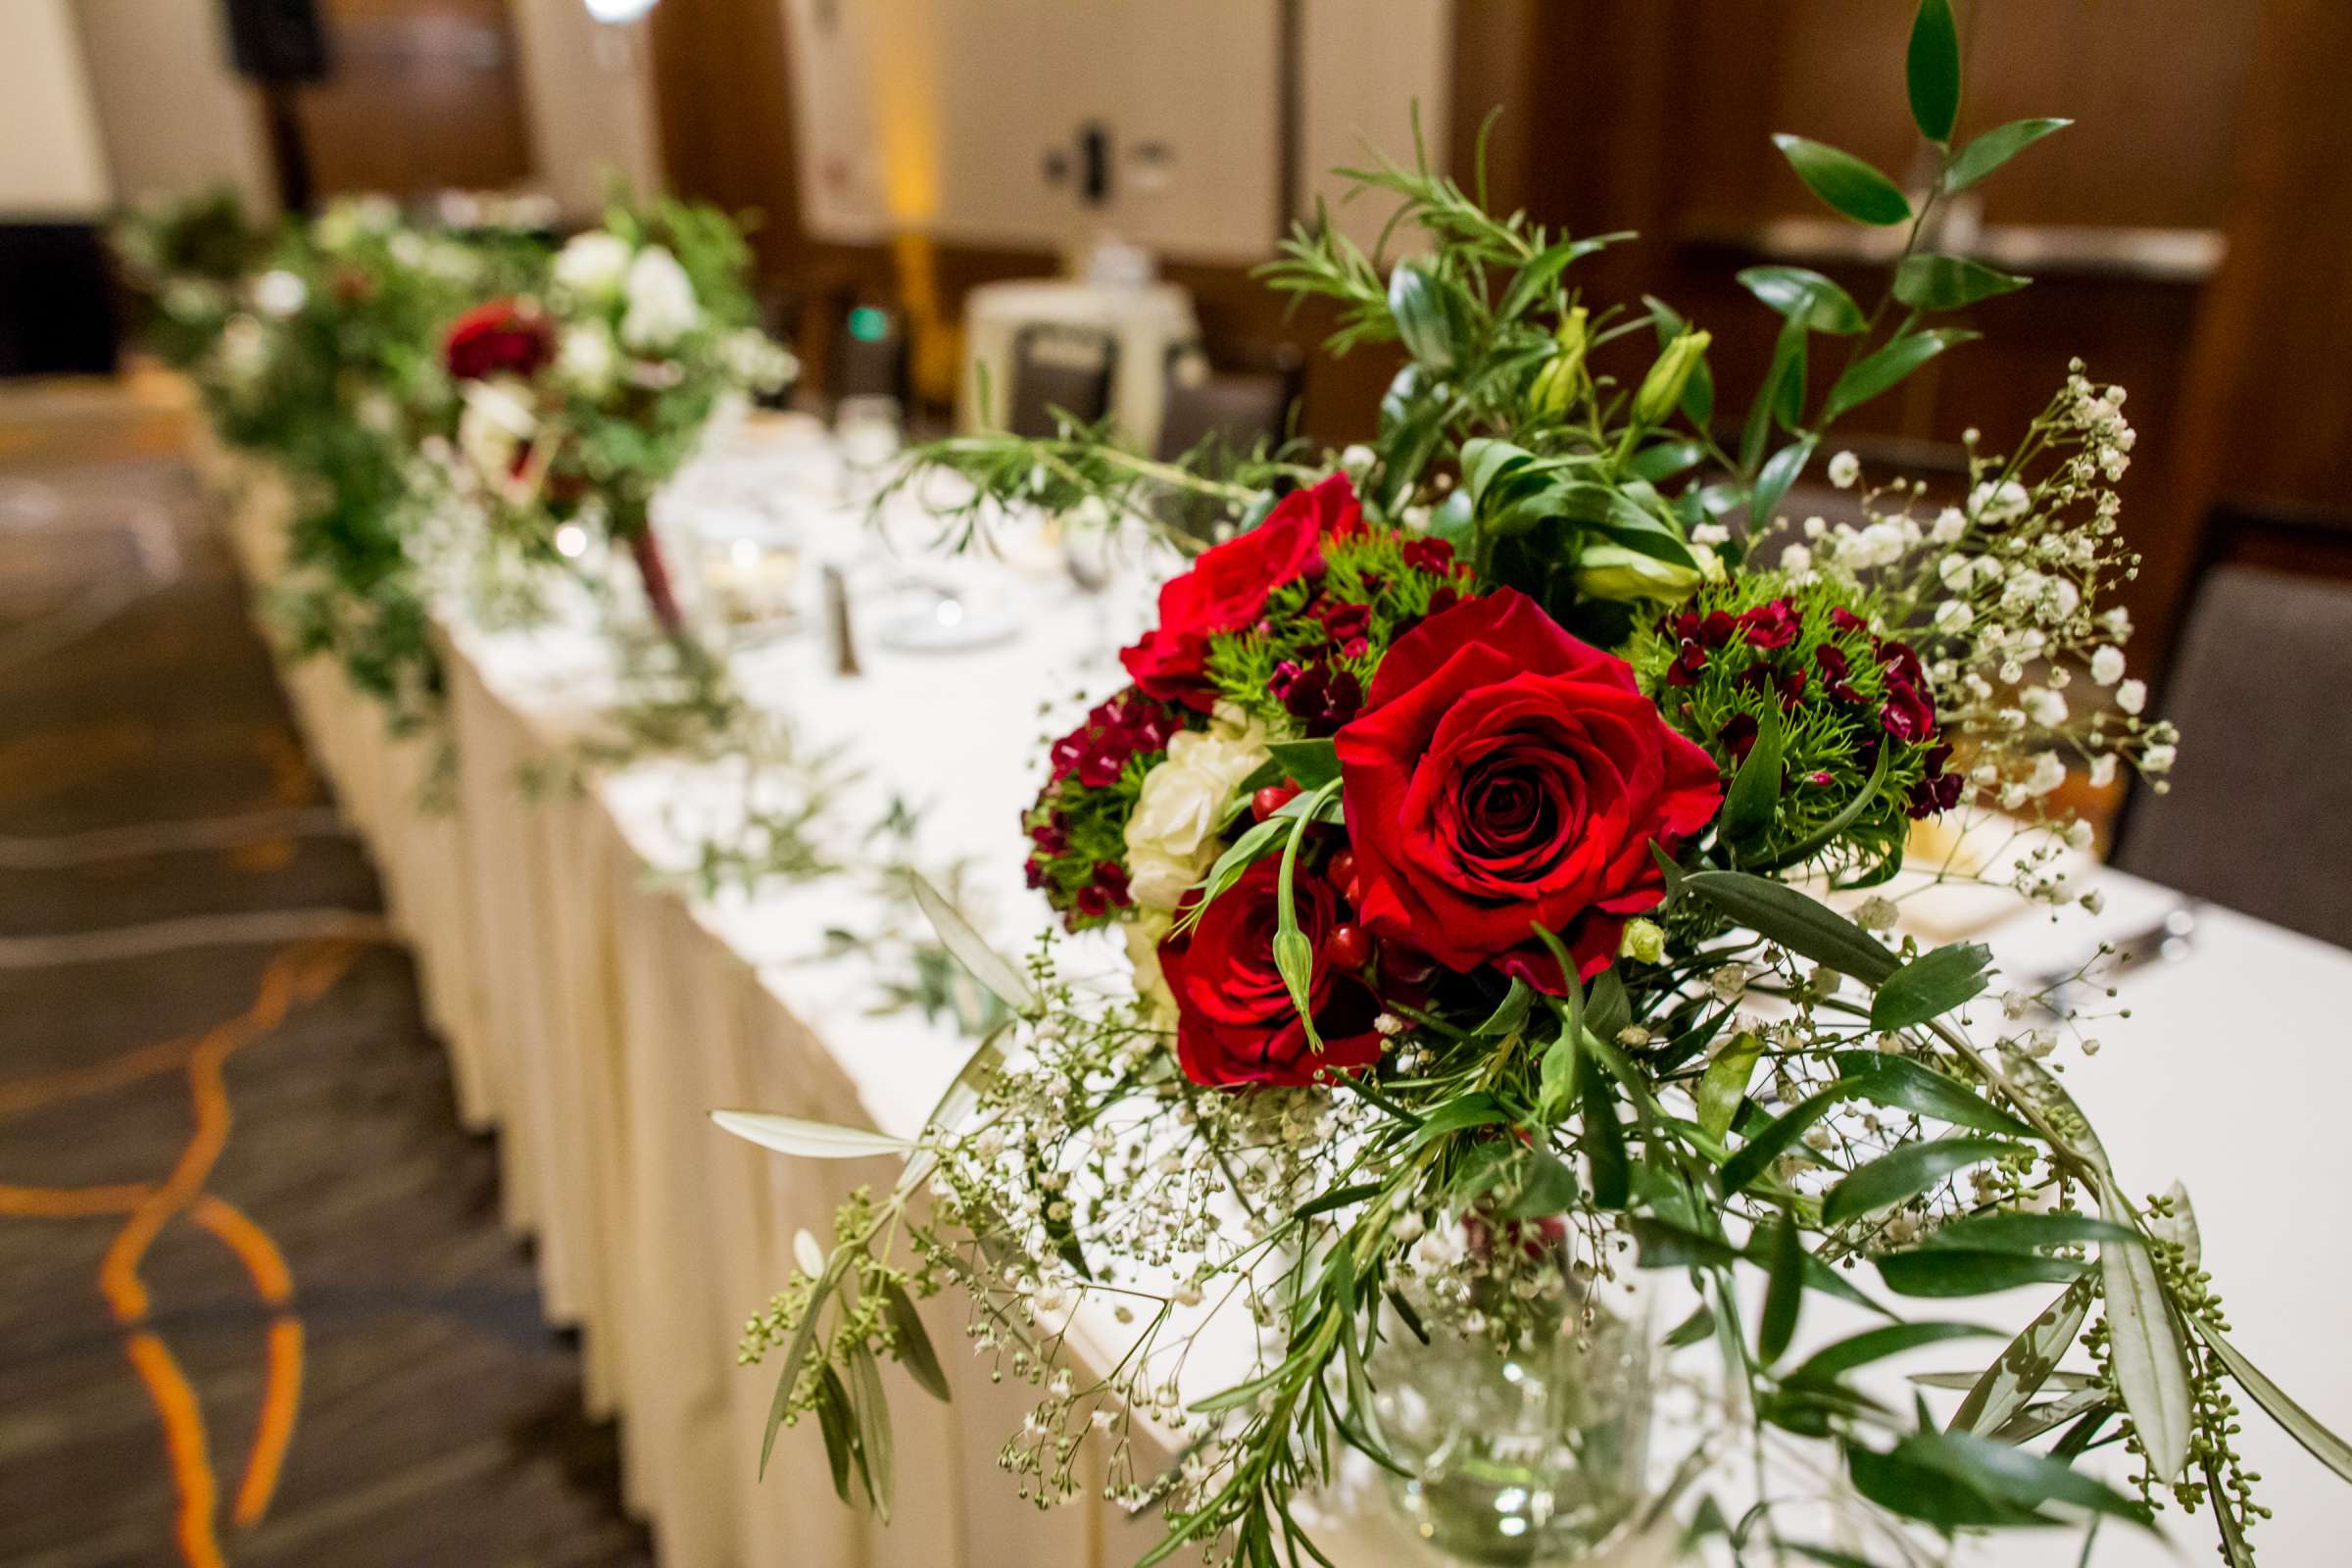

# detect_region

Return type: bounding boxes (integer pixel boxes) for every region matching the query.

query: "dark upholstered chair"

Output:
[1153,342,1303,465]
[2112,564,2352,949]
[831,297,909,408]
[1005,324,1117,438]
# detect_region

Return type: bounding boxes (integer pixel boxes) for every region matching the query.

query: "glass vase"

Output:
[1370,1279,1653,1564]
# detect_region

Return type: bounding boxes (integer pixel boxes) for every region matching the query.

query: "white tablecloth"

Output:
[204,421,2352,1567]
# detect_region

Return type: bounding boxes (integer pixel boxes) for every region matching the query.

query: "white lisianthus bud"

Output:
[620,244,701,352]
[2089,645,2127,686]
[2115,678,2148,715]
[553,230,634,299]
[792,1228,825,1275]
[1617,918,1666,964]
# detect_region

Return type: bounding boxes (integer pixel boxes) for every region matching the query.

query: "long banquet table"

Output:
[206,415,2352,1567]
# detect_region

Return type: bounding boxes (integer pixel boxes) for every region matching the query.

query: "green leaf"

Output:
[1869,941,1993,1031]
[2100,1188,2193,1482]
[1950,1275,2094,1437]
[1988,1385,2112,1446]
[712,1111,915,1161]
[1682,868,1897,983]
[1826,1051,2037,1140]
[1496,233,1597,323]
[812,1366,856,1502]
[1580,1038,1631,1208]
[1907,0,1962,143]
[1845,1439,2049,1528]
[1738,266,1867,334]
[1749,435,1817,532]
[1294,1181,1387,1220]
[1773,134,1913,226]
[1265,737,1340,790]
[1877,1249,2086,1299]
[1945,118,2071,193]
[1913,1428,2155,1528]
[1824,1137,2023,1226]
[1664,1301,1717,1348]
[1538,1033,1575,1124]
[1822,327,1978,421]
[1786,1321,1998,1389]
[1472,979,1534,1040]
[1188,814,1289,918]
[1741,318,1809,471]
[1722,702,1786,849]
[844,1343,895,1519]
[883,1282,951,1403]
[1720,1082,1847,1197]
[1585,965,1631,1045]
[1496,1148,1582,1220]
[1389,261,1462,372]
[2191,1318,2352,1485]
[1626,438,1704,483]
[910,873,1039,1014]
[1695,1031,1764,1141]
[1922,1211,2137,1254]
[1759,1214,1805,1363]
[1406,1092,1508,1149]
[1893,253,2031,311]
[1631,1215,1740,1271]
[762,1259,840,1477]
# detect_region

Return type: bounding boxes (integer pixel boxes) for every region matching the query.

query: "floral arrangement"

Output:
[431,196,793,666]
[726,10,2342,1566]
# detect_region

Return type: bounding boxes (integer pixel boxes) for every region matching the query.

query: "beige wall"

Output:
[0,0,114,217]
[1301,0,1452,254]
[74,0,275,217]
[510,0,665,219]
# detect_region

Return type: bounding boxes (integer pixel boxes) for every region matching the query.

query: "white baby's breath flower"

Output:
[2022,751,2068,797]
[556,321,619,398]
[1339,443,1375,477]
[1971,479,2031,523]
[1854,896,1898,932]
[2089,645,2127,686]
[2022,688,2069,727]
[2115,678,2147,715]
[2142,742,2178,773]
[1827,450,1860,489]
[1934,600,1974,634]
[1931,507,1968,545]
[2087,754,2118,789]
[1781,544,1812,574]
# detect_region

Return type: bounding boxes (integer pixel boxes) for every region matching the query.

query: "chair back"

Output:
[1005,324,1117,437]
[832,299,909,407]
[1153,342,1303,465]
[2113,564,2352,949]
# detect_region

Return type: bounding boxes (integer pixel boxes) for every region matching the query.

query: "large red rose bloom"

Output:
[444,298,556,382]
[1158,858,1384,1089]
[1120,472,1361,710]
[1335,589,1722,993]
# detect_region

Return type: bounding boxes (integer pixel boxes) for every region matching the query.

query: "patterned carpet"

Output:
[0,442,653,1567]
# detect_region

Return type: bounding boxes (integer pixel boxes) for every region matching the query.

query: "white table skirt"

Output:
[201,424,2352,1568]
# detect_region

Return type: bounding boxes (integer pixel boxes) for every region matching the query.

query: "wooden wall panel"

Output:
[296,0,534,200]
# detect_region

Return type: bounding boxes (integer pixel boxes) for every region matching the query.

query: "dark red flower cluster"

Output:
[1268,660,1363,736]
[443,298,555,381]
[1047,690,1182,789]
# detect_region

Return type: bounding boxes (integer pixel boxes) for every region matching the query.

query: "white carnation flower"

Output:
[619,244,701,352]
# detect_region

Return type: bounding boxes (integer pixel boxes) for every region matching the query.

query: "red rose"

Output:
[444,298,555,382]
[1120,473,1361,710]
[1158,858,1384,1089]
[1335,589,1723,993]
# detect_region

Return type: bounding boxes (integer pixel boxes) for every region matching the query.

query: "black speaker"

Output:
[222,0,330,84]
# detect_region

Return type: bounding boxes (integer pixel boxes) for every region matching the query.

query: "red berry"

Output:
[1252,782,1301,820]
[1328,850,1357,893]
[1328,924,1371,971]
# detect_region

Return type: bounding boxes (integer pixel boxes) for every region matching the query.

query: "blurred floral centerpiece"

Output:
[715,6,2337,1563]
